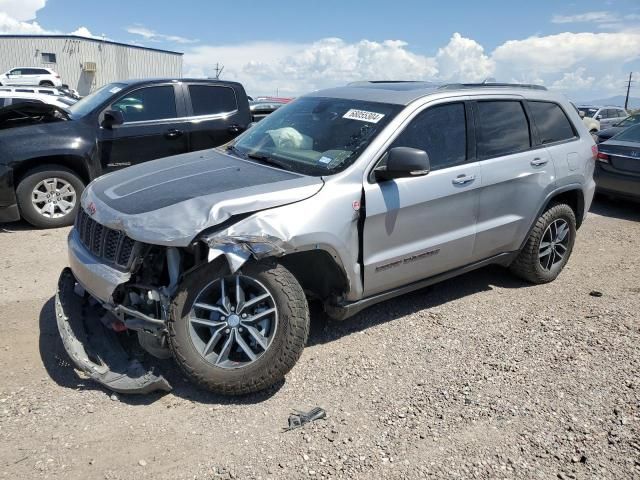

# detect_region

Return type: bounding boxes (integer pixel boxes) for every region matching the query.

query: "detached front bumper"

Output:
[55,268,172,394]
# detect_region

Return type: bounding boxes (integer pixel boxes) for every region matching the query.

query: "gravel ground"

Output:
[0,197,638,480]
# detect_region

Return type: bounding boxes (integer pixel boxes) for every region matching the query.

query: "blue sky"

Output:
[1,0,639,100]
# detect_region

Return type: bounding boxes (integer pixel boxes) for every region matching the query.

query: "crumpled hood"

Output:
[81,148,324,246]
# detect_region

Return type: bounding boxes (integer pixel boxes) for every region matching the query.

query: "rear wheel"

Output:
[509,203,576,284]
[15,165,84,228]
[169,260,309,395]
[39,80,54,87]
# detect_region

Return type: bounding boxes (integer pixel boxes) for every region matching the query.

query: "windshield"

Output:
[578,108,599,118]
[228,96,402,176]
[613,124,640,142]
[617,115,639,127]
[68,83,126,117]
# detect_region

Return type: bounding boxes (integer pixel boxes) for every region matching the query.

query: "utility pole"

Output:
[213,63,224,79]
[624,72,633,110]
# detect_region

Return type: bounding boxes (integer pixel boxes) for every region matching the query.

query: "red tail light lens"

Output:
[591,144,598,160]
[597,152,610,163]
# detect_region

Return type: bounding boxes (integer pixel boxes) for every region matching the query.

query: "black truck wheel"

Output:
[16,165,84,228]
[169,260,309,395]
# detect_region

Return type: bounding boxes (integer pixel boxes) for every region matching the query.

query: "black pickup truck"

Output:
[0,78,251,227]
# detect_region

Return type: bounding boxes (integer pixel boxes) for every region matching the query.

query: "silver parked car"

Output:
[578,105,629,130]
[55,81,596,395]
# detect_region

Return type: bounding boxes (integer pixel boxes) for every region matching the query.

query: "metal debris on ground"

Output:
[284,407,327,431]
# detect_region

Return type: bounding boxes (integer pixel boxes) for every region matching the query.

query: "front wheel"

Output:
[509,203,577,284]
[39,80,54,87]
[15,165,84,228]
[169,260,310,395]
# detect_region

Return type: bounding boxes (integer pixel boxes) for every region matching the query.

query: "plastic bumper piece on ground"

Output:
[55,267,172,394]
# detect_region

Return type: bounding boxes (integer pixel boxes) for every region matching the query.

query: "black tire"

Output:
[15,165,85,228]
[39,81,54,87]
[169,260,310,395]
[509,203,577,284]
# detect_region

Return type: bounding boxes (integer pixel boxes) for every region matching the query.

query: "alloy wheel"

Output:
[538,219,570,271]
[188,274,278,369]
[31,178,76,218]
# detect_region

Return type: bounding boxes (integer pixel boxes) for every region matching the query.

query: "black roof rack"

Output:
[438,82,547,91]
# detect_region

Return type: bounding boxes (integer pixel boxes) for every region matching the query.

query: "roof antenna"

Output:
[482,77,497,84]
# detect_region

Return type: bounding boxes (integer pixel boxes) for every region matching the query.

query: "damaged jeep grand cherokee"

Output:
[55,82,596,395]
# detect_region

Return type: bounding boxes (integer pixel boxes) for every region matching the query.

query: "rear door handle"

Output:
[165,129,183,139]
[530,157,548,166]
[452,174,476,185]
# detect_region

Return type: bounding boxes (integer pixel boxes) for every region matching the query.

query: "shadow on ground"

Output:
[590,195,640,222]
[307,264,529,346]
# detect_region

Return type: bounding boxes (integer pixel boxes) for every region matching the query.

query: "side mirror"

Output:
[595,115,602,121]
[579,111,585,118]
[374,147,430,182]
[102,109,124,129]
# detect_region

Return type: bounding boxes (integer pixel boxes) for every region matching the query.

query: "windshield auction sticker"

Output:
[343,109,385,123]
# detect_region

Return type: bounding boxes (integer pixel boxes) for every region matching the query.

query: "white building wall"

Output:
[0,36,183,96]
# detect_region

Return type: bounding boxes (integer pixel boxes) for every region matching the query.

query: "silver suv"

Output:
[55,82,596,395]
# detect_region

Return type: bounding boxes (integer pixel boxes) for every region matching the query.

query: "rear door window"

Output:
[112,85,177,123]
[476,101,531,158]
[528,101,576,144]
[188,85,238,116]
[390,102,467,170]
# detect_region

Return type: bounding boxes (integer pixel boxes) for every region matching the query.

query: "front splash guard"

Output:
[55,268,172,394]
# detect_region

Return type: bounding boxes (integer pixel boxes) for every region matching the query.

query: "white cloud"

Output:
[492,31,640,74]
[0,0,98,37]
[551,67,595,90]
[184,30,640,100]
[126,25,197,44]
[551,11,618,24]
[0,11,48,33]
[435,32,494,82]
[185,37,438,95]
[0,0,45,21]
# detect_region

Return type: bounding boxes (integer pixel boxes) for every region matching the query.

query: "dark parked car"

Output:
[595,124,640,200]
[249,100,286,122]
[0,78,251,228]
[596,113,640,143]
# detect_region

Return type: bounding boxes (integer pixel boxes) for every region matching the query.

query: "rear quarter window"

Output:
[528,101,576,144]
[188,85,238,116]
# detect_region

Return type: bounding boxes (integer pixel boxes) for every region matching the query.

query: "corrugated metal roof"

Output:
[0,35,183,56]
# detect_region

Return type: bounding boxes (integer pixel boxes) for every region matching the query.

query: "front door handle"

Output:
[165,129,183,139]
[452,174,476,185]
[228,124,243,134]
[530,157,548,166]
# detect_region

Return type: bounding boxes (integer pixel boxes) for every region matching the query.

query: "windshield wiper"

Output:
[225,144,245,158]
[246,152,291,171]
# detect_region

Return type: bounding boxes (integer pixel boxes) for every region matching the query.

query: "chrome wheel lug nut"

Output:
[241,313,247,319]
[230,306,235,311]
[239,327,243,333]
[225,328,230,334]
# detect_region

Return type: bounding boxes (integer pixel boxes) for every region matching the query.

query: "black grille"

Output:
[75,209,141,270]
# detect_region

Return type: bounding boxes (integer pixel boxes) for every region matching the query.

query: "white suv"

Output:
[0,67,62,87]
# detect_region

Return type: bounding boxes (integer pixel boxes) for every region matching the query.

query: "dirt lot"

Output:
[0,197,638,480]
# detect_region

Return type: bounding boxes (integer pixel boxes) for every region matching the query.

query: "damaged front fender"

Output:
[204,233,292,272]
